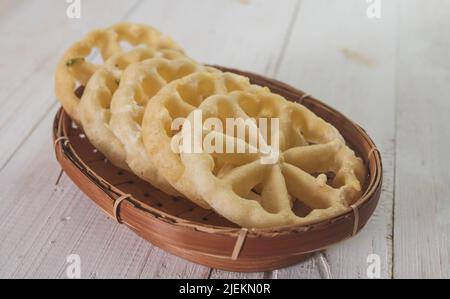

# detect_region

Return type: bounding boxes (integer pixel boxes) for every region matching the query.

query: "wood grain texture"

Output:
[275,0,397,278]
[0,0,448,279]
[394,0,450,279]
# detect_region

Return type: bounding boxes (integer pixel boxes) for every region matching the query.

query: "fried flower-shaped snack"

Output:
[109,58,216,196]
[142,71,266,208]
[80,48,184,196]
[55,23,184,123]
[179,90,366,228]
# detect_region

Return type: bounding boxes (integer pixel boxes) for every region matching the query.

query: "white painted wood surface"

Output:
[394,0,450,279]
[0,0,448,279]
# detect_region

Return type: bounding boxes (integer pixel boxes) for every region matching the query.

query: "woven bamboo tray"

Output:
[53,66,382,272]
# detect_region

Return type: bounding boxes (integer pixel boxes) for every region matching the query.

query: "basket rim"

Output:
[53,66,383,238]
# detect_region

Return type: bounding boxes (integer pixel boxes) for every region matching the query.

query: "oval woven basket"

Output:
[53,66,382,272]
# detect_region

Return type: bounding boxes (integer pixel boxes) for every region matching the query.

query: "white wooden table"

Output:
[0,0,448,279]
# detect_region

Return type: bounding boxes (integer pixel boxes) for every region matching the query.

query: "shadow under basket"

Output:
[53,66,383,273]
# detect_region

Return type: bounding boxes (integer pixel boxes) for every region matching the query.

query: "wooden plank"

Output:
[394,0,450,279]
[0,0,141,169]
[124,0,298,74]
[274,0,397,278]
